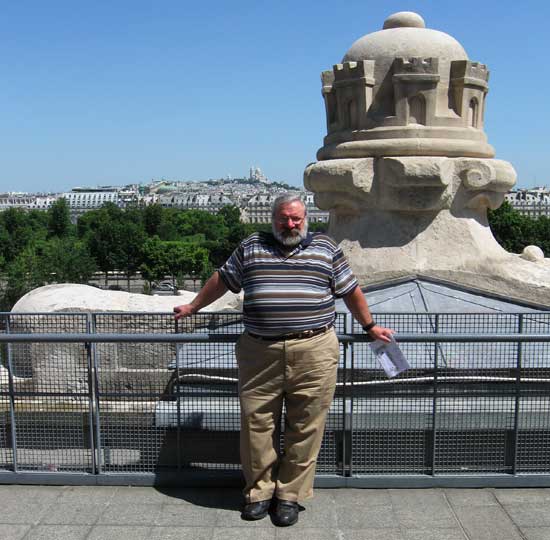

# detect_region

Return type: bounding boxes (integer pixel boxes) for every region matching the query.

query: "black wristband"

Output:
[363,321,376,332]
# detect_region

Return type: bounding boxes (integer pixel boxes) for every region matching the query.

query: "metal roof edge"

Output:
[361,273,550,312]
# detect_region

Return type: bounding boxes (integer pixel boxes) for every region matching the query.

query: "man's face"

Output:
[272,201,308,247]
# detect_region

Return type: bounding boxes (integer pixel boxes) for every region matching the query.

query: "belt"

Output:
[247,324,333,341]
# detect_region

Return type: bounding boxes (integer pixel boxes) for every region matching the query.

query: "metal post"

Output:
[6,317,17,472]
[512,314,524,475]
[175,316,182,472]
[348,315,354,477]
[86,314,97,475]
[431,314,440,476]
[90,314,103,473]
[341,314,348,477]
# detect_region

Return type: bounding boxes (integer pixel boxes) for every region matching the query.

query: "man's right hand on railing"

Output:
[173,304,197,320]
[173,271,229,321]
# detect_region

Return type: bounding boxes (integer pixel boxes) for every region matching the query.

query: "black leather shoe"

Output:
[241,499,271,520]
[273,499,299,526]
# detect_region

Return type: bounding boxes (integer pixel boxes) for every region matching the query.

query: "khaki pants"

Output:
[236,329,339,503]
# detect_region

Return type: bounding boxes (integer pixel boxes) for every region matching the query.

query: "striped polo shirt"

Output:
[218,232,358,336]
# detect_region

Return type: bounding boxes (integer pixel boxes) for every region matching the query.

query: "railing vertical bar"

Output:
[6,317,17,473]
[86,314,97,474]
[175,318,182,472]
[341,314,347,478]
[348,315,355,478]
[431,314,440,476]
[512,313,524,475]
[91,313,103,474]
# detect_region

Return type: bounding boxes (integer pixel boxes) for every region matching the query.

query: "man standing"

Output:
[174,193,393,526]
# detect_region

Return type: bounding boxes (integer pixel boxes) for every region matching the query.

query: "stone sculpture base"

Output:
[305,157,550,306]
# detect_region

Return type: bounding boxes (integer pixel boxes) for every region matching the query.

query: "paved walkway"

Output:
[1,485,550,539]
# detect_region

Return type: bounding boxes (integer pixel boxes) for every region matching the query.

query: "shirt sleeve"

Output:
[331,245,358,298]
[217,242,245,293]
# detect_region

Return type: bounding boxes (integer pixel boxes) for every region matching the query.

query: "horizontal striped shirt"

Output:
[218,232,358,336]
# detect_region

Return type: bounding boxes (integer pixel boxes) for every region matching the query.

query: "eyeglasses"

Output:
[275,216,305,225]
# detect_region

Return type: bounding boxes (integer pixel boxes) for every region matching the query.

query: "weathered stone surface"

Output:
[304,158,375,214]
[522,245,545,262]
[12,283,242,314]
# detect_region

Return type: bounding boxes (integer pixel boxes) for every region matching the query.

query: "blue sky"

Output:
[1,0,548,192]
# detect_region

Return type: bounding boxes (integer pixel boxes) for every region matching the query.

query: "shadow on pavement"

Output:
[154,486,243,511]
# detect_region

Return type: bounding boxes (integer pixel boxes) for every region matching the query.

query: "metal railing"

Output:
[1,311,550,487]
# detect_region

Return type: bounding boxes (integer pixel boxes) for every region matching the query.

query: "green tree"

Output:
[76,208,95,239]
[2,236,97,310]
[0,223,9,272]
[218,205,246,244]
[26,209,49,236]
[163,241,211,286]
[156,208,180,241]
[0,208,46,265]
[40,238,97,283]
[140,237,168,287]
[112,218,146,291]
[243,222,271,236]
[535,216,550,257]
[47,198,73,238]
[488,201,536,253]
[3,247,45,308]
[309,221,328,233]
[143,203,164,237]
[140,238,211,291]
[78,203,128,284]
[179,209,227,241]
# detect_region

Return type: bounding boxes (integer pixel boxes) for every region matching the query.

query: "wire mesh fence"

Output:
[0,311,549,484]
[0,396,11,470]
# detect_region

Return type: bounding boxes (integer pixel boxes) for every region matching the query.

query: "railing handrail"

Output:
[0,332,550,343]
[2,310,548,316]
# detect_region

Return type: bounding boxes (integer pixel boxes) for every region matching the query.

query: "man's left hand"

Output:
[368,325,395,343]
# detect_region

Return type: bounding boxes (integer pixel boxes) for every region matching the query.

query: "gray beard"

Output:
[271,220,309,247]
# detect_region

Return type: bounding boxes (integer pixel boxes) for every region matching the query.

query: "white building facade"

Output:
[505,188,550,218]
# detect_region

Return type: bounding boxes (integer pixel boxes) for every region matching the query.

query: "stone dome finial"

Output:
[320,11,492,161]
[383,11,425,29]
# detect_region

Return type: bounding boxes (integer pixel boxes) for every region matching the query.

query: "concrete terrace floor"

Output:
[2,485,550,539]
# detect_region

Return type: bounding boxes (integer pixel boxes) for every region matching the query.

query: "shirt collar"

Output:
[300,232,313,248]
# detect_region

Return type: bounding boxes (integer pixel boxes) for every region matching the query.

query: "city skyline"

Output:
[1,1,548,192]
[0,168,289,195]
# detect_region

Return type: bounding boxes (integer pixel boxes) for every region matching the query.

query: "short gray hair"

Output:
[271,193,307,218]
